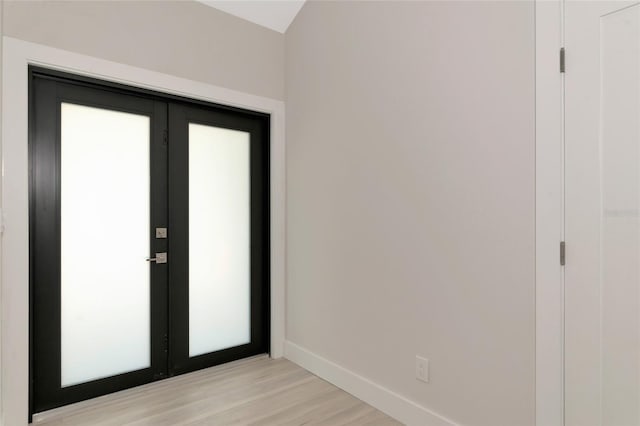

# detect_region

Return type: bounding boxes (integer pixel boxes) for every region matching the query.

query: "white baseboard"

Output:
[284,341,458,426]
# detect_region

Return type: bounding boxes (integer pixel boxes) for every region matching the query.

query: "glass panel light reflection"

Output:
[188,123,251,357]
[60,102,151,387]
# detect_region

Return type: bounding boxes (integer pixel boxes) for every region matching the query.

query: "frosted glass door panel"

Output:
[600,7,640,425]
[60,103,151,387]
[188,123,250,357]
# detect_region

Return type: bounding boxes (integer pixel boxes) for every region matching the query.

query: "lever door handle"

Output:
[146,252,167,264]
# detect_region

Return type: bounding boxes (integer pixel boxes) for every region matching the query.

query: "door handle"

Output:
[146,252,167,264]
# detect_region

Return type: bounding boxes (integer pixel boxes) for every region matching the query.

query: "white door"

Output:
[565,1,640,425]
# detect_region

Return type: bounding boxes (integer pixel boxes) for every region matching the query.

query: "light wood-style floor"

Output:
[33,355,402,426]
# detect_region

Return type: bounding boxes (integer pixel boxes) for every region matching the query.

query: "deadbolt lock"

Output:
[155,227,168,239]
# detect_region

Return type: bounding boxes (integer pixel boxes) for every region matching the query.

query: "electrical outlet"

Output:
[416,356,429,383]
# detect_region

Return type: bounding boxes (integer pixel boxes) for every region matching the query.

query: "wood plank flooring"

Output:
[32,355,402,426]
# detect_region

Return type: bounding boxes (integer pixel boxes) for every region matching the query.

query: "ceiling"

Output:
[197,0,306,33]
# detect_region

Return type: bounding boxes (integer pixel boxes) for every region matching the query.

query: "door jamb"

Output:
[1,36,286,426]
[535,0,564,425]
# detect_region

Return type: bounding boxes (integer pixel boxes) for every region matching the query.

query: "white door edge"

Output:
[535,0,565,425]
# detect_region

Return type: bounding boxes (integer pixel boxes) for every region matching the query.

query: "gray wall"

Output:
[2,1,537,423]
[285,2,535,425]
[2,0,284,100]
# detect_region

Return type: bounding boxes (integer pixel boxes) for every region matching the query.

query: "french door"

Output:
[29,68,270,415]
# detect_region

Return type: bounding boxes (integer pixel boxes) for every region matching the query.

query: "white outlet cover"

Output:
[416,356,429,383]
